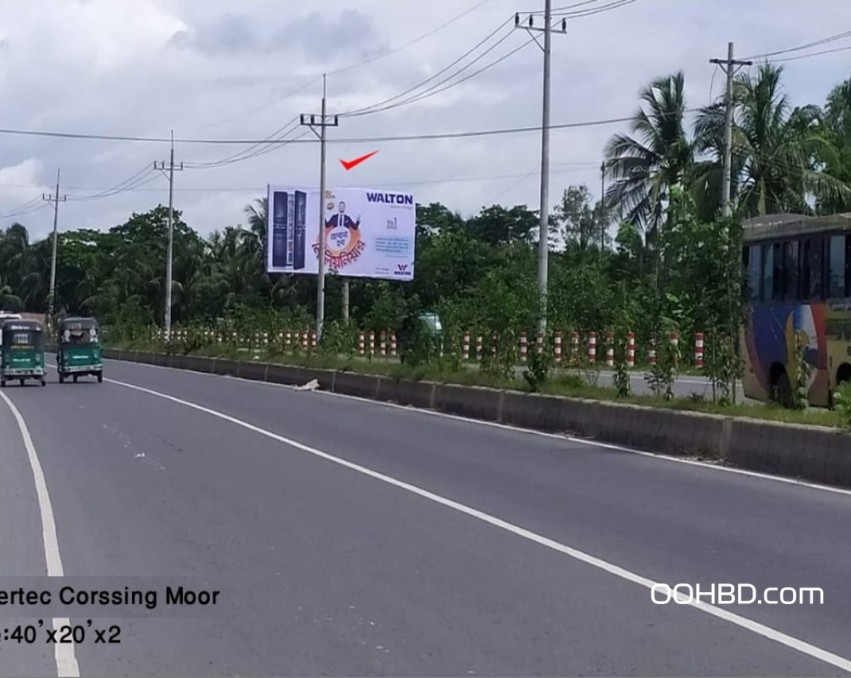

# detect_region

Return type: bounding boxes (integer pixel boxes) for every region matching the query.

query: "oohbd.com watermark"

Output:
[651,583,824,606]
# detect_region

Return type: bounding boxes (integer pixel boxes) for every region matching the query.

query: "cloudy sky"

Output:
[0,0,849,241]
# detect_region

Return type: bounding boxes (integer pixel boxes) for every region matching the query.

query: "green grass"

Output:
[110,340,847,430]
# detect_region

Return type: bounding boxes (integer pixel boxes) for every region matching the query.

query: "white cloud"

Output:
[0,0,848,240]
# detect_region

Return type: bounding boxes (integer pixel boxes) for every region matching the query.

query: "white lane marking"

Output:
[103,359,851,500]
[0,392,80,678]
[104,375,851,672]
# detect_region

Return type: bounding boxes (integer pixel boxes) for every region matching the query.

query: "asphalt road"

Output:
[0,358,847,676]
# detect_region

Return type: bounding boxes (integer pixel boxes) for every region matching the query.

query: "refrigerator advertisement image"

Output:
[266,184,416,281]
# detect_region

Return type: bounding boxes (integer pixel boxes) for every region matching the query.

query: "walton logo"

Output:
[394,263,412,277]
[366,192,414,205]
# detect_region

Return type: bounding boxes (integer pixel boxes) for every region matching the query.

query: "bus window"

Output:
[782,240,799,301]
[829,234,847,298]
[762,243,774,301]
[801,237,825,300]
[747,245,761,301]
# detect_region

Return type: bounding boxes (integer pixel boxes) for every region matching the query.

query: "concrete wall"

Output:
[103,349,851,490]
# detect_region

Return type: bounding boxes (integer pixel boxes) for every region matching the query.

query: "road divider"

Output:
[104,349,851,490]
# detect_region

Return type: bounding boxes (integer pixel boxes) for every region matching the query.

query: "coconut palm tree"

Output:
[694,63,851,217]
[603,72,694,242]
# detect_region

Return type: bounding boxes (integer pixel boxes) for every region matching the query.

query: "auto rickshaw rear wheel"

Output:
[73,375,78,383]
[19,379,24,386]
[58,373,64,383]
[97,373,103,383]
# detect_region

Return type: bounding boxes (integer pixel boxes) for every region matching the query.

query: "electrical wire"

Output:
[339,17,516,118]
[343,31,533,118]
[184,116,302,169]
[771,44,851,63]
[742,29,851,61]
[552,0,636,17]
[0,109,703,147]
[0,196,45,220]
[322,0,497,78]
[66,165,158,202]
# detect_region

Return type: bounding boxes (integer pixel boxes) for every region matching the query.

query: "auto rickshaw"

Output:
[56,316,103,384]
[0,319,46,387]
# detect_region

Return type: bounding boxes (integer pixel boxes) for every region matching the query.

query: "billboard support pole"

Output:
[342,279,350,321]
[301,75,338,341]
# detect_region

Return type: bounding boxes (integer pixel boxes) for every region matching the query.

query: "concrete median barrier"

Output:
[106,349,851,489]
[434,384,502,422]
[331,371,381,399]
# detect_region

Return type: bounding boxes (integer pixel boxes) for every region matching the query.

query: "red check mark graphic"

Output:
[340,150,378,171]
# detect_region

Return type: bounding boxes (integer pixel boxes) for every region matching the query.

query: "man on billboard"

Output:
[326,201,360,232]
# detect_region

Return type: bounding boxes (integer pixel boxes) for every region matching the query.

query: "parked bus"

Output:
[741,212,851,407]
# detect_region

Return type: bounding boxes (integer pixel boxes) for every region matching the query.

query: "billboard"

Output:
[266,185,415,281]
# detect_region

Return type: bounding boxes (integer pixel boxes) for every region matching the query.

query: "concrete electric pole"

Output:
[43,168,66,328]
[301,74,339,341]
[710,43,751,218]
[515,2,567,336]
[154,131,184,340]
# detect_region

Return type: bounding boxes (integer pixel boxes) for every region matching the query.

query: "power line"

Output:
[340,17,516,117]
[323,0,497,78]
[184,116,302,169]
[0,109,701,148]
[551,0,636,17]
[346,32,535,118]
[741,28,851,61]
[772,44,851,63]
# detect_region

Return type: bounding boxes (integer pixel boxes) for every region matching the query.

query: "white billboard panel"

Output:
[266,185,416,281]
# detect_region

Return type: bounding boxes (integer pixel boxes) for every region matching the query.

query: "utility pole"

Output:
[43,168,66,329]
[515,3,567,335]
[301,74,339,340]
[710,43,751,406]
[710,43,751,217]
[154,131,184,340]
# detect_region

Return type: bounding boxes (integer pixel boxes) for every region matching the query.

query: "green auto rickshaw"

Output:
[56,316,103,384]
[0,319,47,387]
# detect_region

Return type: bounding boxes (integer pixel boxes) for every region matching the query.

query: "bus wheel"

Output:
[19,379,24,387]
[58,373,64,384]
[97,372,103,384]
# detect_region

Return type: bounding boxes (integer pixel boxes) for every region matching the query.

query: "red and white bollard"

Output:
[588,332,597,363]
[462,332,470,361]
[554,332,563,364]
[694,332,704,369]
[627,332,636,368]
[520,332,528,363]
[476,335,483,360]
[310,331,317,350]
[570,331,580,364]
[648,335,657,366]
[380,331,387,357]
[390,333,397,357]
[536,332,544,356]
[302,331,309,350]
[606,331,615,367]
[670,331,680,366]
[491,332,498,358]
[358,331,365,356]
[369,331,376,356]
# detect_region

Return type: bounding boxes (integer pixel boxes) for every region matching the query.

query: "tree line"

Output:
[1,63,849,364]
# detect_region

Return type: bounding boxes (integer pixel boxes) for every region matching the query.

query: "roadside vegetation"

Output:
[5,65,851,428]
